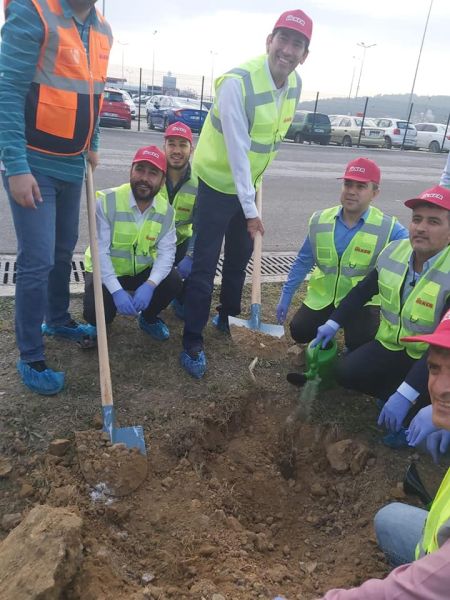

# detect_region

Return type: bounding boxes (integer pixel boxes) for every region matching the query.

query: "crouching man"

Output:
[83,146,182,340]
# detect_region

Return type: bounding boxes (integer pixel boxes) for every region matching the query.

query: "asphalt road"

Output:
[0,124,447,254]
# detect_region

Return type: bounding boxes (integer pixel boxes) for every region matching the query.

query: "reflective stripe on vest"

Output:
[376,240,450,359]
[416,468,450,558]
[84,183,173,277]
[159,174,198,246]
[22,0,112,155]
[304,205,395,310]
[192,54,301,194]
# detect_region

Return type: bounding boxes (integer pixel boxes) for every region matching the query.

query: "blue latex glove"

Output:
[276,292,291,324]
[426,430,450,464]
[311,322,338,349]
[112,289,138,317]
[177,256,193,279]
[377,391,411,432]
[133,282,155,312]
[406,405,438,447]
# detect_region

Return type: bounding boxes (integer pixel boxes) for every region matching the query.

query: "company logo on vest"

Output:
[354,246,371,254]
[416,297,434,309]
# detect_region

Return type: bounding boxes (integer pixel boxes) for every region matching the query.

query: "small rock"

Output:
[212,595,226,600]
[92,414,103,429]
[191,499,201,509]
[310,483,327,497]
[390,485,406,500]
[1,513,22,531]
[48,439,71,457]
[141,572,156,584]
[198,544,217,557]
[13,438,26,455]
[227,516,243,531]
[143,584,164,599]
[0,458,13,478]
[282,544,290,556]
[18,483,34,499]
[255,532,269,552]
[287,344,305,366]
[161,477,174,489]
[350,446,370,475]
[326,439,354,473]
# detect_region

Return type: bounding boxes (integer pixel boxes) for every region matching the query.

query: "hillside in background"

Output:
[298,94,450,123]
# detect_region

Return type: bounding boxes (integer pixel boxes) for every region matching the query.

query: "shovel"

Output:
[75,162,147,496]
[403,462,433,509]
[228,187,286,359]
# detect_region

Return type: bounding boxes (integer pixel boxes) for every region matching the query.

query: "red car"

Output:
[99,88,131,129]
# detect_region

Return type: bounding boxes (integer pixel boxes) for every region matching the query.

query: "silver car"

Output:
[375,118,417,149]
[330,116,385,148]
[415,123,450,153]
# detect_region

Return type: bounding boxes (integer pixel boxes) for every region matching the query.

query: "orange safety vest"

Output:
[4,0,112,155]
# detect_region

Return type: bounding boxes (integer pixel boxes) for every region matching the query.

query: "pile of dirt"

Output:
[0,291,447,599]
[230,325,288,360]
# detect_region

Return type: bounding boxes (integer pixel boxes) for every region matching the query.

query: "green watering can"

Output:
[304,339,338,390]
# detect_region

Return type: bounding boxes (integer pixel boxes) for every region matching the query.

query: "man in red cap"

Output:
[285,313,450,600]
[314,185,450,447]
[276,157,408,385]
[82,145,182,340]
[159,122,198,319]
[181,10,312,378]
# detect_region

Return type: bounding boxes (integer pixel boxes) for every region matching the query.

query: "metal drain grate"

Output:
[0,252,298,296]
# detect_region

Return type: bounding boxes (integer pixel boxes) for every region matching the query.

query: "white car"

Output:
[145,95,166,118]
[414,123,450,153]
[375,118,417,149]
[119,89,137,120]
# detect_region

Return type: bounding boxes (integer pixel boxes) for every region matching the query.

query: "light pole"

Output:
[151,30,158,96]
[116,40,128,81]
[354,42,376,98]
[209,51,218,100]
[406,0,434,118]
[347,55,357,101]
[102,0,105,16]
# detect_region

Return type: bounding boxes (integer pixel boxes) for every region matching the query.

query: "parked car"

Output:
[147,96,209,132]
[145,94,166,118]
[119,89,136,120]
[99,88,131,129]
[414,123,450,153]
[329,115,384,148]
[285,110,331,145]
[375,118,417,149]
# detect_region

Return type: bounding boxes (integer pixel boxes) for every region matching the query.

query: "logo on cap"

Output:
[423,192,444,200]
[349,166,365,173]
[142,150,160,159]
[286,15,306,26]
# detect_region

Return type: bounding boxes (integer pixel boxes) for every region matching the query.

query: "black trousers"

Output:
[175,238,189,303]
[83,267,182,325]
[335,339,430,423]
[289,303,380,351]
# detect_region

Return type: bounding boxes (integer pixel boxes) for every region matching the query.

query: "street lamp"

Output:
[209,51,218,100]
[347,55,357,101]
[406,0,434,118]
[116,40,128,81]
[354,42,376,98]
[151,30,158,96]
[102,0,105,16]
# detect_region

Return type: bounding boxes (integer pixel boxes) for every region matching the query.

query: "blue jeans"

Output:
[374,502,428,566]
[4,171,83,362]
[182,179,253,351]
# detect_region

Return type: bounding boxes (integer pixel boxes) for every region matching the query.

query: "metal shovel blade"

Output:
[102,405,146,455]
[228,303,285,338]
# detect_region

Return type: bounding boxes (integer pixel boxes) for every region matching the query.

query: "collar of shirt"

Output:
[408,245,447,280]
[60,0,98,26]
[263,58,289,98]
[129,190,154,222]
[336,206,370,228]
[166,163,191,198]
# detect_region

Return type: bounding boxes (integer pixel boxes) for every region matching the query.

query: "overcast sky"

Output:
[2,1,447,100]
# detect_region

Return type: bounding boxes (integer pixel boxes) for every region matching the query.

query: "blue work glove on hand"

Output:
[112,289,138,317]
[276,293,291,325]
[133,282,155,312]
[426,430,450,464]
[311,321,339,349]
[377,391,411,432]
[406,405,438,447]
[177,256,193,279]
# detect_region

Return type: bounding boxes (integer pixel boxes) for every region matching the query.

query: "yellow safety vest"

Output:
[376,240,450,359]
[159,173,198,246]
[304,205,396,310]
[416,467,450,558]
[84,183,174,277]
[192,54,301,194]
[4,0,112,156]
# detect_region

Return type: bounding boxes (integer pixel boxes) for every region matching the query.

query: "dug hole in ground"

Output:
[0,284,447,600]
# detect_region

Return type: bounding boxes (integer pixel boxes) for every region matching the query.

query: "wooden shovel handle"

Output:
[251,187,262,306]
[85,162,114,408]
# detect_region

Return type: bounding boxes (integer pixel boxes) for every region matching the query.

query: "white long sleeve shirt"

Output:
[96,189,176,294]
[216,58,291,219]
[439,153,450,188]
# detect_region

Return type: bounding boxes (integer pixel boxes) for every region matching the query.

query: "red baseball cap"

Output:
[164,121,193,144]
[339,157,381,185]
[404,185,450,211]
[273,9,313,42]
[132,145,166,174]
[402,309,450,350]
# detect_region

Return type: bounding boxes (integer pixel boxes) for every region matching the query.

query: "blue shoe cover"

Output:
[138,315,169,341]
[382,428,408,449]
[211,314,230,334]
[17,360,64,396]
[180,350,206,379]
[171,299,185,320]
[42,321,97,341]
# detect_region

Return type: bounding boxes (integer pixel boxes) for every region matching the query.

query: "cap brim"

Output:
[337,175,375,183]
[404,197,450,210]
[132,158,165,173]
[401,333,450,349]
